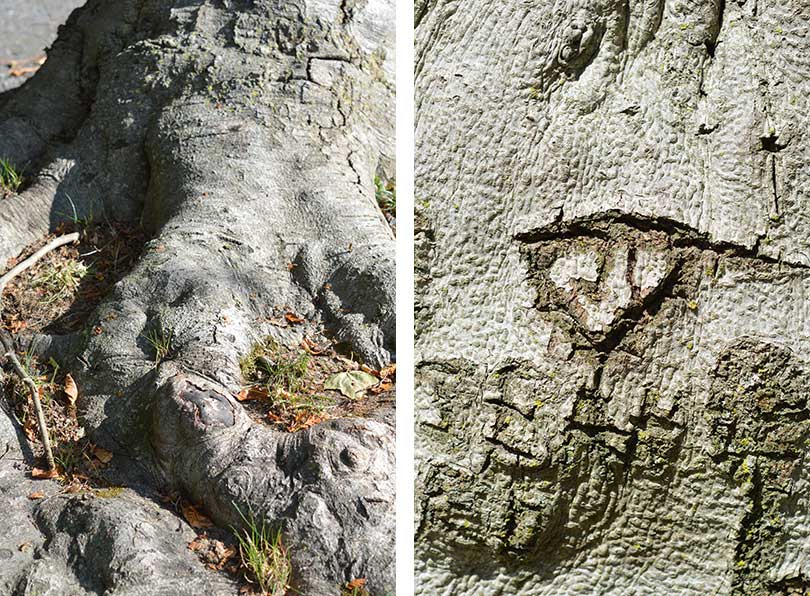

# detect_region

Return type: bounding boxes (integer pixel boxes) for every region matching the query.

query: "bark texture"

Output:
[415,0,810,594]
[0,0,395,594]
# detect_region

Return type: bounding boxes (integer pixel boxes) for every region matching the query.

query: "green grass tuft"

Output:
[33,259,88,305]
[374,176,396,216]
[240,340,309,393]
[142,325,174,364]
[232,506,292,596]
[0,158,23,194]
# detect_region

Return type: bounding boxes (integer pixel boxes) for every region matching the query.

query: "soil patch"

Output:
[238,335,395,432]
[1,222,146,334]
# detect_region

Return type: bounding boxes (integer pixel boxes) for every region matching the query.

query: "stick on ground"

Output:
[0,332,55,469]
[0,232,80,470]
[0,232,80,295]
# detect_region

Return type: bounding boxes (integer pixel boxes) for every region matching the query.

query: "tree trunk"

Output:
[415,1,810,594]
[0,1,395,594]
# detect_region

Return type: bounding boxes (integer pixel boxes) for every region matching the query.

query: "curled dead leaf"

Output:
[31,467,59,479]
[369,380,393,394]
[288,411,326,433]
[188,536,207,552]
[27,491,45,500]
[64,373,78,405]
[301,337,326,355]
[93,446,113,463]
[346,578,368,589]
[284,312,304,324]
[181,502,214,528]
[9,65,40,77]
[236,386,269,402]
[379,364,396,379]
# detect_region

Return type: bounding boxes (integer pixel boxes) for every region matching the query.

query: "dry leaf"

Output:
[9,66,40,77]
[188,536,206,552]
[236,386,269,401]
[92,326,103,336]
[27,491,45,500]
[64,373,78,405]
[369,380,393,394]
[285,312,304,324]
[268,317,288,327]
[18,542,31,552]
[93,446,113,463]
[8,319,26,333]
[324,371,378,400]
[23,424,37,442]
[288,412,325,433]
[379,364,396,379]
[31,467,59,479]
[181,503,214,528]
[301,337,326,355]
[346,578,368,589]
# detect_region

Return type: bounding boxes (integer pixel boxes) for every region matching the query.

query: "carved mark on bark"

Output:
[516,210,808,353]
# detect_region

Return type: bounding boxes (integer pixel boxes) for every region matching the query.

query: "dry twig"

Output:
[0,232,80,470]
[0,233,80,296]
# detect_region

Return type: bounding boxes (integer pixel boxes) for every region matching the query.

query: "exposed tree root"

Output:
[0,0,396,592]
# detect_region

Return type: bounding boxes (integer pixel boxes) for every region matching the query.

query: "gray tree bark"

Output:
[415,1,810,594]
[0,1,395,594]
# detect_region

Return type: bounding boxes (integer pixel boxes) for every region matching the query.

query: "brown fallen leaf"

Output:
[268,316,288,327]
[369,380,394,394]
[236,386,269,402]
[9,65,40,77]
[64,373,79,406]
[181,502,214,528]
[7,319,26,333]
[287,412,326,433]
[23,424,37,442]
[31,467,59,479]
[301,337,327,355]
[188,536,207,551]
[93,446,113,464]
[27,491,45,500]
[379,364,396,379]
[18,542,32,552]
[285,312,304,324]
[346,578,368,589]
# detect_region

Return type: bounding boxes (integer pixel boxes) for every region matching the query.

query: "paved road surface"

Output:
[0,0,84,93]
